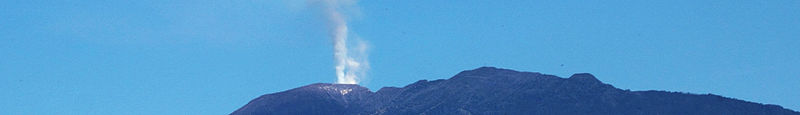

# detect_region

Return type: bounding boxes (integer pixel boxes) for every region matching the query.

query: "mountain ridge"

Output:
[232,67,799,115]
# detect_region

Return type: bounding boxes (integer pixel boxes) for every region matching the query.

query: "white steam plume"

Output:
[313,0,369,84]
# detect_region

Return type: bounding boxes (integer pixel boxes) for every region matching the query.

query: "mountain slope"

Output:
[231,67,799,115]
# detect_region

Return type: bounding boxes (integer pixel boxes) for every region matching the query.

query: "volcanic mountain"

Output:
[231,67,798,115]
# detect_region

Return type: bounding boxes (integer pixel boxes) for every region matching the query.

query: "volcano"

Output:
[231,67,798,115]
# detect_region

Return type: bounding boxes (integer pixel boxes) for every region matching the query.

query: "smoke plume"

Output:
[313,0,369,84]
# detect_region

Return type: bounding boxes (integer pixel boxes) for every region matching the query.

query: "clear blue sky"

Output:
[1,0,798,114]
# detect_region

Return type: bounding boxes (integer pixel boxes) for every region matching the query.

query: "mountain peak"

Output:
[568,73,601,84]
[472,66,515,72]
[454,66,523,77]
[232,67,799,115]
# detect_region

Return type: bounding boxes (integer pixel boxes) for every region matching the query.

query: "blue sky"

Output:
[1,0,798,114]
